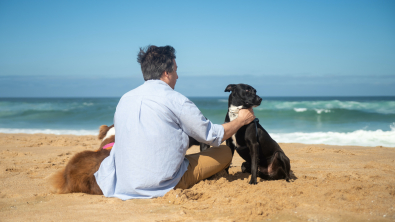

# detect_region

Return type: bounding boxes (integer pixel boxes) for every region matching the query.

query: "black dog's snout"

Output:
[254,96,262,105]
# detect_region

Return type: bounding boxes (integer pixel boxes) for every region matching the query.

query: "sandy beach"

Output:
[0,133,394,221]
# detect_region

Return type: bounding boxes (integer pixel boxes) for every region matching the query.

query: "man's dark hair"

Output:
[137,45,176,81]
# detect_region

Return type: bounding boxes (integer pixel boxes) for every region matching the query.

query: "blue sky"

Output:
[0,0,394,97]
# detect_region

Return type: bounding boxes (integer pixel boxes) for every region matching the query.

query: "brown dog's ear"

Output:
[225,84,236,92]
[98,125,110,140]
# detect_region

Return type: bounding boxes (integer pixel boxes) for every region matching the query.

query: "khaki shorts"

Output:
[174,145,232,189]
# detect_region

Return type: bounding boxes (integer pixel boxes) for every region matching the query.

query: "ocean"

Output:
[1,97,394,147]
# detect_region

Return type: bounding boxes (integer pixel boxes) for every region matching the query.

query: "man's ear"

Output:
[224,84,236,92]
[160,71,168,80]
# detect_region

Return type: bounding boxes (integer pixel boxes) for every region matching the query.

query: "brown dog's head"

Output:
[98,124,114,140]
[97,125,115,151]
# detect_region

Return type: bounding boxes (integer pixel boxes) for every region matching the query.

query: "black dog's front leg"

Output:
[249,143,259,185]
[225,139,237,174]
[226,138,236,157]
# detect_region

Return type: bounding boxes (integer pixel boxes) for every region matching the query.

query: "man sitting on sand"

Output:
[94,45,255,200]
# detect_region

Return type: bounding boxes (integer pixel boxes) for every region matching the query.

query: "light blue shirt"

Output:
[94,80,224,200]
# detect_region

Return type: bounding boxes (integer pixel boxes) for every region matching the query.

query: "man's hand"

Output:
[237,108,255,126]
[221,108,256,142]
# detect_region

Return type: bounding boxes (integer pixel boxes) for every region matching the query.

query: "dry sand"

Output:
[0,133,394,221]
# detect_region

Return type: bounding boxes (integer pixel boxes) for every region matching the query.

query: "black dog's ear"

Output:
[225,84,236,92]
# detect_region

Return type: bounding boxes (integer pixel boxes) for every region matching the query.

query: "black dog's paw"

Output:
[249,179,257,185]
[241,162,251,173]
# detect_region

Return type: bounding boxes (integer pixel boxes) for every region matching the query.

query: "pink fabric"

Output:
[103,142,115,149]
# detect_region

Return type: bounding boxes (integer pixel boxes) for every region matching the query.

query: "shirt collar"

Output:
[145,79,172,89]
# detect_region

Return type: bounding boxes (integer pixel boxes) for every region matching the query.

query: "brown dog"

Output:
[50,125,114,195]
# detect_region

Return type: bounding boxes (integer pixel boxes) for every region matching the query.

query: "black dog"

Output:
[224,84,291,184]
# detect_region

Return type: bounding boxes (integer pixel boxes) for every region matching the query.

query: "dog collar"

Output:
[102,142,114,150]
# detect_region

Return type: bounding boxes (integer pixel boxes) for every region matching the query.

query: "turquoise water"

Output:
[1,97,394,147]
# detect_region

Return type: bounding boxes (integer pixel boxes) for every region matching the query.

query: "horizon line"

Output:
[1,95,395,99]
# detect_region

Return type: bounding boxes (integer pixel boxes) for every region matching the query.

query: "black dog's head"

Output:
[225,84,262,108]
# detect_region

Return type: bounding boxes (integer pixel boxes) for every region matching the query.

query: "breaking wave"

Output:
[272,124,395,147]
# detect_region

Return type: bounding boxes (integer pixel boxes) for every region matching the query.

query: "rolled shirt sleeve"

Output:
[178,99,224,147]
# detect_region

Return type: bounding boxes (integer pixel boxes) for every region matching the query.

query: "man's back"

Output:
[115,80,190,194]
[94,80,224,199]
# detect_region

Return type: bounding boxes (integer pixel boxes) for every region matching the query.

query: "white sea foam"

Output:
[314,109,331,114]
[256,99,395,114]
[294,108,307,112]
[271,127,395,147]
[1,126,394,147]
[292,108,331,114]
[0,128,97,135]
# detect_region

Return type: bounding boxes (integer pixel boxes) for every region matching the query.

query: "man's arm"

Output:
[221,108,255,142]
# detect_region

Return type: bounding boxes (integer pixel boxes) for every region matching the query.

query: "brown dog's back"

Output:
[50,124,114,195]
[51,149,111,195]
